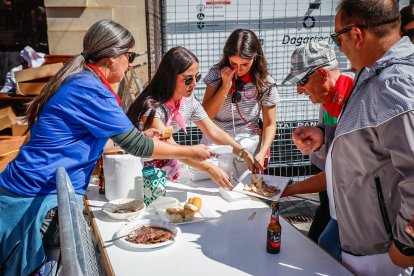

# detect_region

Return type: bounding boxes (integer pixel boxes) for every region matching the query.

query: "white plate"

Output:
[233,172,291,201]
[116,219,180,249]
[102,198,146,220]
[155,202,220,225]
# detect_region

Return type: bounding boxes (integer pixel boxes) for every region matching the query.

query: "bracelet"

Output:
[237,148,246,161]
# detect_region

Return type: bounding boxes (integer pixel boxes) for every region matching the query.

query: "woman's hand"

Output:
[254,151,267,169]
[220,67,235,92]
[143,128,162,139]
[242,150,263,174]
[202,161,234,190]
[190,144,213,160]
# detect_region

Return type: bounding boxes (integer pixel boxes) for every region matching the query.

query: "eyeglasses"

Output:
[182,73,202,85]
[125,52,137,63]
[231,79,246,104]
[297,63,330,87]
[330,24,367,46]
[403,28,414,38]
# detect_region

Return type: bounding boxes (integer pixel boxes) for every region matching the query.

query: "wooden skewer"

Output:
[248,211,257,221]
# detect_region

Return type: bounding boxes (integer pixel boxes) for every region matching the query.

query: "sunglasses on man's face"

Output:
[297,63,331,87]
[183,73,202,85]
[330,24,367,46]
[125,52,137,63]
[403,28,414,38]
[231,79,246,104]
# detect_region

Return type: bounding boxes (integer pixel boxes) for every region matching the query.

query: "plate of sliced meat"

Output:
[115,219,181,249]
[233,172,292,201]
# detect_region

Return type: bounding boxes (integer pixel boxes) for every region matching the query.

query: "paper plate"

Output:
[102,198,146,220]
[155,203,220,225]
[233,172,291,201]
[115,219,180,249]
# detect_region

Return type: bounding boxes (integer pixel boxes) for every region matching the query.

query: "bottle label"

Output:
[271,210,279,221]
[268,229,281,248]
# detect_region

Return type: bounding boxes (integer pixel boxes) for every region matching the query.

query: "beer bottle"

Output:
[266,201,281,254]
[98,156,105,194]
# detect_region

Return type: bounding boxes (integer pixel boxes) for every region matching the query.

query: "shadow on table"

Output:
[164,182,349,275]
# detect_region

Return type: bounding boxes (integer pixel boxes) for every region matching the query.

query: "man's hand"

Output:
[405,216,414,238]
[389,241,414,268]
[292,126,324,154]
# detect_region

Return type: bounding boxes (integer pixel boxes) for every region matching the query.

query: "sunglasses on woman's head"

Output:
[125,52,137,63]
[183,73,202,85]
[231,79,246,104]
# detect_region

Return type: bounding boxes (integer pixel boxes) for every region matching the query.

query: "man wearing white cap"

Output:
[281,40,354,261]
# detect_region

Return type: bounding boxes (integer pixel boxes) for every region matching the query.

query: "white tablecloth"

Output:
[85,179,351,276]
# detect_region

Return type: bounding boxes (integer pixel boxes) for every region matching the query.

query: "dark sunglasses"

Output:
[183,73,202,85]
[125,52,137,63]
[330,24,367,46]
[403,28,414,38]
[297,63,330,87]
[231,79,246,104]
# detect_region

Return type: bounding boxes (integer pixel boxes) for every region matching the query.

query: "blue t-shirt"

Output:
[0,72,133,196]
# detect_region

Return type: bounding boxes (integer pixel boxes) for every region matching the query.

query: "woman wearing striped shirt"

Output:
[202,29,279,177]
[127,46,262,189]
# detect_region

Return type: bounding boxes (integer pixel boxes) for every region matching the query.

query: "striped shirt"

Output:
[203,65,279,135]
[143,93,208,132]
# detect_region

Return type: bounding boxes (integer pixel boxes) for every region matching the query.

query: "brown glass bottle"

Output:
[266,201,281,254]
[98,156,105,194]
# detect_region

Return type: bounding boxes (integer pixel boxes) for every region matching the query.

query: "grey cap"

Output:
[282,41,337,85]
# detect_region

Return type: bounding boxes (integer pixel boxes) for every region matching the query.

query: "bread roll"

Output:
[187,197,202,211]
[184,203,198,214]
[166,207,181,214]
[183,209,195,222]
[161,126,174,139]
[167,213,184,223]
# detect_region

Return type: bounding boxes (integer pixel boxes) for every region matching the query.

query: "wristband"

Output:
[236,148,246,161]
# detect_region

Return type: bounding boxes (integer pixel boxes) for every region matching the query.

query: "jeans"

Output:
[318,218,341,261]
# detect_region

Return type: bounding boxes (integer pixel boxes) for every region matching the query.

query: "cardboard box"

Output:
[0,135,29,173]
[12,124,28,136]
[0,106,17,131]
[14,63,63,95]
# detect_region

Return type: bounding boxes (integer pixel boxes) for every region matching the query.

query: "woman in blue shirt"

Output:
[0,19,210,275]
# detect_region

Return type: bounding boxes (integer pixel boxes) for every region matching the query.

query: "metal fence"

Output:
[56,167,101,276]
[144,0,352,179]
